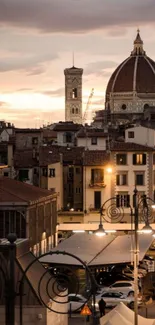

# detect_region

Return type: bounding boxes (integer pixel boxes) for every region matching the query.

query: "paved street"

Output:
[68,304,155,324]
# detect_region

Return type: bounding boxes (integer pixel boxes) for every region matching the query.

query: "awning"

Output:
[40,233,154,267]
[100,303,155,325]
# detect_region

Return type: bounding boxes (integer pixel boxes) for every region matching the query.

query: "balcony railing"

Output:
[89,180,106,188]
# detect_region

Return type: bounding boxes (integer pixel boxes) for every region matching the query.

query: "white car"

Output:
[103,281,135,296]
[68,294,87,312]
[123,267,147,279]
[93,291,142,310]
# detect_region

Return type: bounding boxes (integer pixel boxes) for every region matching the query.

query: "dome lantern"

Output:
[131,29,145,56]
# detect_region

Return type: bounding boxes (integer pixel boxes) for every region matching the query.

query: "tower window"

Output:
[72,107,74,114]
[121,104,127,110]
[76,107,78,114]
[72,88,77,99]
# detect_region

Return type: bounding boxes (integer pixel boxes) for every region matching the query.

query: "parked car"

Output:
[68,294,87,312]
[93,291,142,310]
[96,271,133,287]
[122,266,147,279]
[102,281,135,296]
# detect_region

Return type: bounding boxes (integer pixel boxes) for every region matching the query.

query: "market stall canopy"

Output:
[100,303,155,325]
[40,233,153,267]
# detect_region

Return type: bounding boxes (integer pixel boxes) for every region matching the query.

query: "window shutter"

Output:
[116,195,120,207]
[133,154,136,165]
[91,169,94,183]
[116,175,119,185]
[127,195,130,207]
[143,154,146,165]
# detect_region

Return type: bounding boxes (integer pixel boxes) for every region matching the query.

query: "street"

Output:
[68,303,155,324]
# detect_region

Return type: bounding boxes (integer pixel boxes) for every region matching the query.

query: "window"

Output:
[135,173,144,186]
[133,153,146,165]
[72,88,77,99]
[75,187,81,194]
[49,168,55,177]
[121,104,127,110]
[4,172,8,177]
[116,194,130,207]
[91,137,97,145]
[68,166,74,180]
[76,167,80,174]
[66,132,72,143]
[42,168,47,177]
[76,107,79,114]
[72,107,74,114]
[128,131,134,139]
[19,169,29,181]
[116,174,127,186]
[153,154,155,165]
[91,168,104,184]
[32,137,38,145]
[116,154,127,165]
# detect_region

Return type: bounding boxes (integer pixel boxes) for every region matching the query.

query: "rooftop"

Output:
[111,141,153,151]
[0,177,55,204]
[14,149,38,168]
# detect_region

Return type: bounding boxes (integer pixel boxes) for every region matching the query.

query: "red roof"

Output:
[53,122,82,132]
[106,55,155,97]
[0,177,55,204]
[77,128,107,138]
[39,145,85,166]
[14,149,38,168]
[110,142,153,152]
[83,151,110,166]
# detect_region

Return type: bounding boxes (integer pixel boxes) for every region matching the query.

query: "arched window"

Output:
[76,107,78,114]
[72,107,74,114]
[72,88,77,99]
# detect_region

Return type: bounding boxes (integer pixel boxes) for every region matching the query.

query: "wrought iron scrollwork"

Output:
[100,197,124,223]
[20,250,95,315]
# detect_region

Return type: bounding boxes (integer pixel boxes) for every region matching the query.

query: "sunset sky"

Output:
[0,0,155,127]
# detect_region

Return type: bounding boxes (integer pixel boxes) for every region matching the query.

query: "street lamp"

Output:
[96,189,155,325]
[94,210,106,237]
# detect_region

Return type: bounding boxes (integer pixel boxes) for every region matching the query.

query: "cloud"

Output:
[41,88,65,97]
[85,60,118,76]
[0,52,58,74]
[93,98,105,106]
[0,105,65,127]
[0,0,154,33]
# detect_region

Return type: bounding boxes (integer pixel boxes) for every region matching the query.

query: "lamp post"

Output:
[95,189,155,325]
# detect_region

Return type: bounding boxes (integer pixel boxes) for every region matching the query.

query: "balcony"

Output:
[89,180,106,188]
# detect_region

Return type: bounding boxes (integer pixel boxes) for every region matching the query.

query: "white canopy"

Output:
[40,233,153,266]
[100,303,155,325]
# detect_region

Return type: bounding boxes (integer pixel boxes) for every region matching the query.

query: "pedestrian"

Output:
[98,298,106,317]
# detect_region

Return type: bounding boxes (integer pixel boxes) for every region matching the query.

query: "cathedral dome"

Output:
[106,30,155,102]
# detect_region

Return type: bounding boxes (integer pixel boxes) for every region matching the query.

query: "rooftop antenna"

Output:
[72,52,74,67]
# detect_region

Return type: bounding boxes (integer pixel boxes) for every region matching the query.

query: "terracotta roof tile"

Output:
[39,145,85,166]
[110,141,153,151]
[14,149,38,168]
[43,130,57,138]
[83,151,110,166]
[77,128,107,138]
[0,177,55,203]
[53,122,82,132]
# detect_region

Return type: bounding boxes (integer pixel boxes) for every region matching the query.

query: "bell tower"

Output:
[64,65,83,124]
